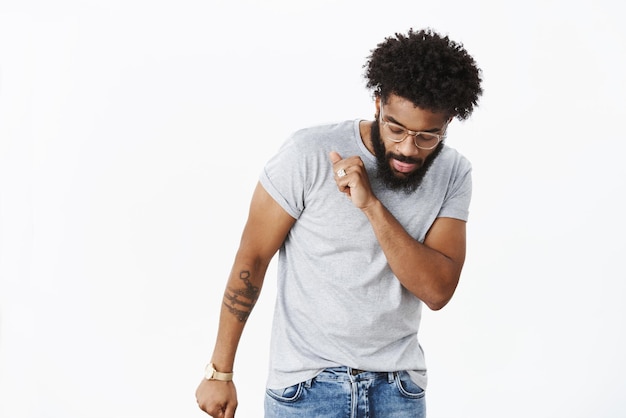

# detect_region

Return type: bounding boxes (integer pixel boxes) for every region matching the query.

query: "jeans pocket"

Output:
[394,371,425,399]
[265,382,304,403]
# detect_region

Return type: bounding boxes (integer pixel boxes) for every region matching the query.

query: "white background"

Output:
[1,0,625,417]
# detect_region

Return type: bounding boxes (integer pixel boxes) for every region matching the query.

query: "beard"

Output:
[370,119,444,193]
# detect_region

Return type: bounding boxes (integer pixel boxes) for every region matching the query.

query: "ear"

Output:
[374,96,381,119]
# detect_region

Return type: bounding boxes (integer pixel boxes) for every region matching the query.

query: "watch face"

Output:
[204,363,215,379]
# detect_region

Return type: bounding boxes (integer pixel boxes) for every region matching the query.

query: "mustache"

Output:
[387,153,423,166]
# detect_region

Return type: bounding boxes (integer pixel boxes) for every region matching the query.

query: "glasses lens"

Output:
[415,133,440,149]
[383,122,406,141]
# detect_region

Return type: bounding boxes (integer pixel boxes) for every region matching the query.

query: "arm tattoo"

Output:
[223,270,260,323]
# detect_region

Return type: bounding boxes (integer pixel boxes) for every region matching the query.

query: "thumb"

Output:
[329,151,343,165]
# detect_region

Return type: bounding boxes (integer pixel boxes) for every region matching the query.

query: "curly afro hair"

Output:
[364,28,483,120]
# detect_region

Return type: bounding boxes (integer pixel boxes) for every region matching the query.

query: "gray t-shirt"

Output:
[259,119,472,390]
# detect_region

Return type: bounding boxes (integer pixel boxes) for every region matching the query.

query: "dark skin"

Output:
[196,183,295,418]
[196,93,466,417]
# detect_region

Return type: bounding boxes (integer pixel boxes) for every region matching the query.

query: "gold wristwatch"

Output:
[204,363,233,381]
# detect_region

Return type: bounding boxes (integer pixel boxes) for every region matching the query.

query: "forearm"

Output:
[362,199,462,310]
[210,257,269,372]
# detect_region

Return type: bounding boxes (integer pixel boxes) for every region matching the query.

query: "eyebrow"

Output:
[386,115,443,133]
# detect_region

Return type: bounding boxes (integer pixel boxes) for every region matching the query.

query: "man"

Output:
[196,28,483,417]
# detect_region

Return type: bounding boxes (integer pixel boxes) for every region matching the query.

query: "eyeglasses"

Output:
[379,106,447,150]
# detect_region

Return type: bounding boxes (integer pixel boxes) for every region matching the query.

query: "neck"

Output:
[359,120,376,155]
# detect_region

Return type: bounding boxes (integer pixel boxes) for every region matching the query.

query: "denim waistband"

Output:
[313,366,397,384]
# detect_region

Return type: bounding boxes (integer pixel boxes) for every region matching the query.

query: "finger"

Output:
[329,151,343,165]
[224,403,237,418]
[203,405,220,417]
[203,401,227,417]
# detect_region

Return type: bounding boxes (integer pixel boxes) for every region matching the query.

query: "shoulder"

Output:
[433,145,472,175]
[266,120,357,168]
[278,120,358,157]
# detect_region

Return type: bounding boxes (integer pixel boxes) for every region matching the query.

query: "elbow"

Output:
[421,277,459,311]
[424,296,451,311]
[401,266,461,311]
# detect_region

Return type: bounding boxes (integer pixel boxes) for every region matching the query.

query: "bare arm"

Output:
[196,182,296,417]
[329,151,466,311]
[362,202,465,310]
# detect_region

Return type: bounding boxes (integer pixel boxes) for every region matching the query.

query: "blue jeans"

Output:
[264,367,426,418]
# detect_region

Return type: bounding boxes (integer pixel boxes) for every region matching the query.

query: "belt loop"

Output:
[304,378,313,388]
[387,372,395,383]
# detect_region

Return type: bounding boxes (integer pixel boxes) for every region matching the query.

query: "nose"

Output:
[396,134,420,157]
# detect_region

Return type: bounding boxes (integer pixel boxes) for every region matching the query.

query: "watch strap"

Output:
[205,363,233,381]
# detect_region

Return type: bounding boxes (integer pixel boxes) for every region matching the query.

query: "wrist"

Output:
[204,363,234,382]
[360,197,382,216]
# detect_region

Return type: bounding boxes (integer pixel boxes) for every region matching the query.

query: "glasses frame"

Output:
[379,106,448,150]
